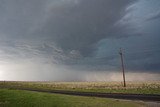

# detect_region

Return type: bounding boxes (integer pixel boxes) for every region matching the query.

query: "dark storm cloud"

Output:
[0,0,137,56]
[0,0,160,81]
[35,0,137,57]
[146,11,160,21]
[125,51,160,72]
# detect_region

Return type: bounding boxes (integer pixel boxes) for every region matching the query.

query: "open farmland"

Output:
[0,81,160,95]
[0,81,160,107]
[0,89,146,107]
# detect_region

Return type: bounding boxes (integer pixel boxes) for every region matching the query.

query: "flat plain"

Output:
[0,89,146,107]
[0,81,160,94]
[0,81,160,107]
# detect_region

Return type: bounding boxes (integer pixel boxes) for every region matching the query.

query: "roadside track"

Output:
[8,88,160,101]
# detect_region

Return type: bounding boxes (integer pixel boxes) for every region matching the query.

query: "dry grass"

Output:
[0,81,160,94]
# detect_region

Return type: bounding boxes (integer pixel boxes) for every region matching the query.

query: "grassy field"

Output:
[0,89,145,107]
[0,81,160,94]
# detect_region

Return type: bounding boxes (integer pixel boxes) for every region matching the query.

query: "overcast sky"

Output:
[0,0,160,81]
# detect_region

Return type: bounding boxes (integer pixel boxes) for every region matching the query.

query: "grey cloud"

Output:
[1,0,137,57]
[35,0,137,57]
[0,0,47,39]
[146,11,160,21]
[125,52,160,72]
[0,40,84,66]
[0,0,160,81]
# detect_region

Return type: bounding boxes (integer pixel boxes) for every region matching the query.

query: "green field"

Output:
[0,81,160,94]
[0,81,159,107]
[0,89,145,107]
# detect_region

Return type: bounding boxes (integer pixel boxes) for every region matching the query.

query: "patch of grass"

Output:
[0,89,145,107]
[0,81,160,95]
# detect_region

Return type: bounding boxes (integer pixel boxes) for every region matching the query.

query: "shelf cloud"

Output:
[0,0,160,81]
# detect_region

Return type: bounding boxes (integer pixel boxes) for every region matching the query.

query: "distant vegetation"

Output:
[0,89,145,107]
[0,81,160,94]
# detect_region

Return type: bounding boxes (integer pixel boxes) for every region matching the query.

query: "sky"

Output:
[0,0,160,81]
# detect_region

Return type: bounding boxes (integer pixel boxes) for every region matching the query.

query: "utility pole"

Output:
[119,48,126,87]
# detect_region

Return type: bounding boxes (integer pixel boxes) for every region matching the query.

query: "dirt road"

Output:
[11,88,160,101]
